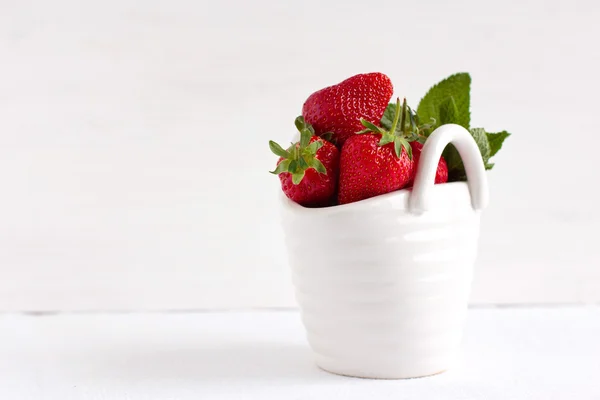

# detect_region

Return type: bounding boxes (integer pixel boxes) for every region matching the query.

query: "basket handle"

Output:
[408,123,489,214]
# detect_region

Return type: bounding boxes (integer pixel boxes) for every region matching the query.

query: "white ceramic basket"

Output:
[280,124,489,379]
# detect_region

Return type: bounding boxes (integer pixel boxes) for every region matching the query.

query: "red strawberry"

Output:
[270,117,339,207]
[338,98,415,205]
[302,72,394,147]
[409,141,448,185]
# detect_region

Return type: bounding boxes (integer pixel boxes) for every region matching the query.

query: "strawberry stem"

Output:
[389,97,402,136]
[399,98,407,136]
[358,97,416,159]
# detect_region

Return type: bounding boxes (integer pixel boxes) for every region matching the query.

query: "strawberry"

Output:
[269,117,339,207]
[302,72,394,147]
[409,141,449,185]
[338,98,415,205]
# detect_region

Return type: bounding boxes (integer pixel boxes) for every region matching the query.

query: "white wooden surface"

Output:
[0,308,599,399]
[1,0,600,311]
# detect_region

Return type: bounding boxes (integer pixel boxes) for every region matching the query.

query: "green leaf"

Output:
[292,171,305,185]
[295,115,316,147]
[306,140,324,153]
[392,137,412,159]
[403,139,413,160]
[299,129,311,148]
[438,96,459,125]
[378,134,394,146]
[288,160,298,173]
[443,127,493,181]
[381,103,396,130]
[294,116,307,132]
[417,72,471,130]
[394,137,402,158]
[442,145,464,181]
[487,130,511,157]
[294,143,301,159]
[311,158,327,174]
[298,156,309,170]
[320,132,333,142]
[360,119,384,133]
[412,73,511,181]
[269,159,291,175]
[471,128,491,162]
[269,141,290,158]
[396,138,412,159]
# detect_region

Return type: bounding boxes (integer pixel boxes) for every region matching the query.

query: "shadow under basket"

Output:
[280,124,489,379]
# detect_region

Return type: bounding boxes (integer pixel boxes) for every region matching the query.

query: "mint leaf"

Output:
[438,96,459,125]
[381,103,396,130]
[442,145,466,181]
[417,73,471,130]
[471,128,491,163]
[472,128,493,170]
[414,73,511,181]
[443,127,493,181]
[487,130,511,157]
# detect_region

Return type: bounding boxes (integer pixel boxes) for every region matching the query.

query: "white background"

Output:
[1,0,599,311]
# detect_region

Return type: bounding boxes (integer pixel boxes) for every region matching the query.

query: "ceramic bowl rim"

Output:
[280,181,471,216]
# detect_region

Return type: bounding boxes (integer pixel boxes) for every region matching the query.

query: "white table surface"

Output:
[1,307,599,399]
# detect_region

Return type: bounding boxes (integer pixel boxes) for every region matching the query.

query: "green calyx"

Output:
[357,97,416,159]
[380,99,437,146]
[268,116,327,185]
